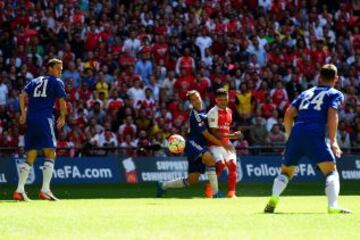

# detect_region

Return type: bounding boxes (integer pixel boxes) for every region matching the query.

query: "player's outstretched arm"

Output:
[328,108,342,158]
[202,130,234,152]
[284,106,297,140]
[57,98,67,129]
[19,91,28,125]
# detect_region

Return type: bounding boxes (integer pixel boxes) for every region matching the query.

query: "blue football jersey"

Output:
[187,109,208,146]
[23,75,66,119]
[291,85,344,134]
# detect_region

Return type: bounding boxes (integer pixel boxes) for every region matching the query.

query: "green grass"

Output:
[1,182,359,240]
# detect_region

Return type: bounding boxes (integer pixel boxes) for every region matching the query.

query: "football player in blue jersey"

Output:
[13,58,67,201]
[157,90,233,198]
[264,64,351,214]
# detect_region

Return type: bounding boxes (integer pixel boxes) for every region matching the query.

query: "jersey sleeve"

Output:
[55,79,67,98]
[207,108,219,128]
[23,81,33,95]
[192,111,207,134]
[328,91,344,110]
[291,93,303,110]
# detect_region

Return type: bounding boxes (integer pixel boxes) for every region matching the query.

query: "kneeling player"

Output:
[157,90,232,198]
[264,64,351,214]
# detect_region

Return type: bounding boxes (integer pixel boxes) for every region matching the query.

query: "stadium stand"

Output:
[0,0,359,156]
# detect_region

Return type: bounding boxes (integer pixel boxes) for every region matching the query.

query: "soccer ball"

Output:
[167,134,186,154]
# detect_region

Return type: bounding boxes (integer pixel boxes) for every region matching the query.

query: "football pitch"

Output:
[1,183,359,240]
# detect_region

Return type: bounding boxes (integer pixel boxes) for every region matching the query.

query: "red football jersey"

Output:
[207,105,232,145]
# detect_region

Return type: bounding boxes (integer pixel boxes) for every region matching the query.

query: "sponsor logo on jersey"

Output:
[189,140,203,151]
[194,110,202,123]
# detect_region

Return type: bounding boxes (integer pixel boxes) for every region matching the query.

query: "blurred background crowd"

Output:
[0,0,359,157]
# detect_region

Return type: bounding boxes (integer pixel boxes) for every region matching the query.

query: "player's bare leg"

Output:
[264,165,295,213]
[38,148,59,201]
[318,162,351,214]
[186,173,200,186]
[225,159,237,198]
[13,150,37,201]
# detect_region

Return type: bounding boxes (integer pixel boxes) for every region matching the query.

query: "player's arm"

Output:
[327,107,342,158]
[207,109,242,140]
[19,91,28,125]
[283,106,298,140]
[202,130,233,152]
[327,92,344,158]
[55,79,68,129]
[57,98,67,129]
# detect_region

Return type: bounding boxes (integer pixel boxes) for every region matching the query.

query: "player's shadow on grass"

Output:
[236,182,360,197]
[0,184,204,200]
[259,212,325,215]
[1,182,359,200]
[1,200,28,203]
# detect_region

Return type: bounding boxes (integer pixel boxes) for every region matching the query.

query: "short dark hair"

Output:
[320,64,337,82]
[47,58,62,69]
[215,88,228,97]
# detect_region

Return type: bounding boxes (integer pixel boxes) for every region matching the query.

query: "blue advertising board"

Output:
[120,156,360,183]
[0,156,122,185]
[0,157,18,184]
[237,156,323,182]
[0,155,359,185]
[337,156,360,180]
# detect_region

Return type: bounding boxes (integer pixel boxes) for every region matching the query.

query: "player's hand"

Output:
[330,142,342,158]
[233,131,243,140]
[19,114,26,125]
[56,116,65,129]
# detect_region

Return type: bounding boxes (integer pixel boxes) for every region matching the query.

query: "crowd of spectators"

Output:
[0,0,360,157]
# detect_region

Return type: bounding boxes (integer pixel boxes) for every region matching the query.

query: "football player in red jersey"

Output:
[207,88,242,198]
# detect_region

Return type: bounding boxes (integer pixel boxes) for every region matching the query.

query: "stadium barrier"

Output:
[0,155,359,185]
[0,146,359,157]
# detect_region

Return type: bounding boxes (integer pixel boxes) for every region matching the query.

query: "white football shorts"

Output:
[209,145,237,162]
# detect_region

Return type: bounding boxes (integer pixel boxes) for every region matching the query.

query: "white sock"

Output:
[41,159,54,192]
[162,179,187,190]
[272,174,289,197]
[325,171,340,208]
[206,166,218,194]
[16,162,32,193]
